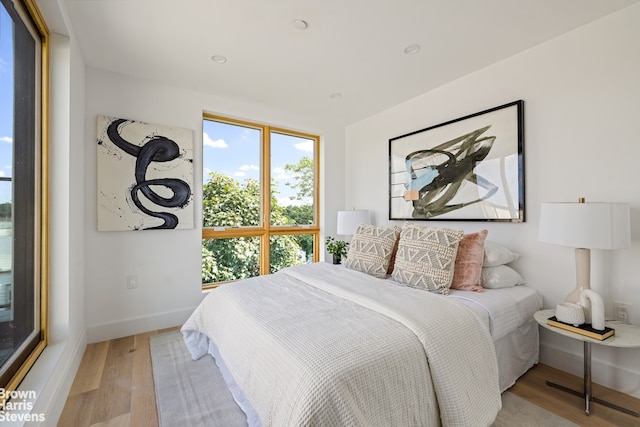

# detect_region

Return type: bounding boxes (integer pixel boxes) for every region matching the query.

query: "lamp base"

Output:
[565,285,590,304]
[566,247,591,304]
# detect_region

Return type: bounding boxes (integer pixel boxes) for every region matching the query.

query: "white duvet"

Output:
[182,263,501,426]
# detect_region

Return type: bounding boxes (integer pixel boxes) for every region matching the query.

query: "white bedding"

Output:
[182,262,502,427]
[446,285,543,341]
[446,286,543,392]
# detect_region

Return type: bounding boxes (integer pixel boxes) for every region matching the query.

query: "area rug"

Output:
[150,331,578,427]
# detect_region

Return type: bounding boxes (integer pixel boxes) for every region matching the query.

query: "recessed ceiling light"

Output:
[404,44,421,55]
[293,19,308,30]
[330,93,343,100]
[211,55,227,64]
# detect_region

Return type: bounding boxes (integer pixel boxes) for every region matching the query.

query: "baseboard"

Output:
[86,307,194,343]
[540,339,640,399]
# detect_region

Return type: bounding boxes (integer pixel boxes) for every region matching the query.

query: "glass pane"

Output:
[202,119,261,227]
[270,132,315,226]
[202,237,260,284]
[270,234,314,274]
[0,2,15,363]
[1,0,42,386]
[0,180,11,326]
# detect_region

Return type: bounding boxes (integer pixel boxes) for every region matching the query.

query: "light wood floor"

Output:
[58,327,640,427]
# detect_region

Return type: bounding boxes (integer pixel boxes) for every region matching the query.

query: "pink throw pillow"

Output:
[451,230,488,292]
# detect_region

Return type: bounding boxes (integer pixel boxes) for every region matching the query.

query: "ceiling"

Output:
[57,0,639,127]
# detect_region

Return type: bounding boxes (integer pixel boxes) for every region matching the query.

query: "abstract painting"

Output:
[97,115,194,231]
[389,100,524,222]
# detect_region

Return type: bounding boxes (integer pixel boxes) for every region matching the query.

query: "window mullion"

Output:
[260,126,271,275]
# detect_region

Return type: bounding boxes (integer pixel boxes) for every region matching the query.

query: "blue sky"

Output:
[0,5,14,204]
[202,119,314,207]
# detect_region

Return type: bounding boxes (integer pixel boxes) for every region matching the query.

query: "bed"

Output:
[182,226,542,426]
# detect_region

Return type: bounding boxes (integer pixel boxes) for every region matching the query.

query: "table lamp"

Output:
[337,210,370,236]
[538,198,630,303]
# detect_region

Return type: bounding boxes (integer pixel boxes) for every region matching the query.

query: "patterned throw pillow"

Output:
[391,223,464,294]
[344,224,401,278]
[450,230,488,292]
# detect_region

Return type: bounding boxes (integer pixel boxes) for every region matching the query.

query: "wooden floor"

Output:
[58,328,640,427]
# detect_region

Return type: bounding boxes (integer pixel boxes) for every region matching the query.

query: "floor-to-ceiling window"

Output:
[0,0,48,390]
[201,114,319,288]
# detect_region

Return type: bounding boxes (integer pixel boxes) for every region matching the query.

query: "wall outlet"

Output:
[613,301,631,324]
[126,275,138,289]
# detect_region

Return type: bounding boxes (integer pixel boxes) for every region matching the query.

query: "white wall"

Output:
[83,68,346,342]
[345,4,640,398]
[14,29,88,425]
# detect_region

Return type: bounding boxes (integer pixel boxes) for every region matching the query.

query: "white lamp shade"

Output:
[538,202,630,250]
[337,210,369,235]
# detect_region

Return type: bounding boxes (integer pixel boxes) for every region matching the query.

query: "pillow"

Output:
[483,241,520,267]
[481,265,526,289]
[391,223,464,295]
[451,230,488,292]
[344,224,401,278]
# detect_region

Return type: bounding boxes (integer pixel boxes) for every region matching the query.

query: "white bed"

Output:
[182,262,541,426]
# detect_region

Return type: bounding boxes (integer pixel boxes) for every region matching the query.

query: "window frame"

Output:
[201,113,320,289]
[0,0,49,392]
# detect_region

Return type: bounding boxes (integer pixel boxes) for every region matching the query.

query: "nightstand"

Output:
[535,309,640,417]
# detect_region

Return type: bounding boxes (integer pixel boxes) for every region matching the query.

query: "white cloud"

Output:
[0,136,12,144]
[203,132,227,148]
[278,197,304,207]
[294,140,313,152]
[272,166,291,180]
[0,171,4,177]
[239,164,259,172]
[234,171,246,177]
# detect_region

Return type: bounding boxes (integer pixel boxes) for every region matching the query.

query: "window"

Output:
[0,0,48,390]
[202,114,319,287]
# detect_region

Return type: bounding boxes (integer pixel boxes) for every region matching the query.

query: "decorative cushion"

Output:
[391,223,464,295]
[344,224,401,278]
[481,265,526,289]
[483,241,520,267]
[451,230,488,292]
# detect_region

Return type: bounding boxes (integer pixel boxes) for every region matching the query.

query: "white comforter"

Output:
[182,263,501,426]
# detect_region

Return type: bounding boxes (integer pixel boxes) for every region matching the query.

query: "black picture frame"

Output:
[389,100,524,222]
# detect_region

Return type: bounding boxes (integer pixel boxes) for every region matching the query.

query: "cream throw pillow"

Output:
[345,224,401,278]
[391,223,464,294]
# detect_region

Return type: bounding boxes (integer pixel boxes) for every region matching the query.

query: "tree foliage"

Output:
[202,171,310,284]
[0,203,11,220]
[284,156,314,200]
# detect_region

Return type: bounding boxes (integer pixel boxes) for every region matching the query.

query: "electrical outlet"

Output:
[613,301,631,324]
[126,275,138,289]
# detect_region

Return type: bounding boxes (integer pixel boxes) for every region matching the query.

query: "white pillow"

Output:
[483,241,520,267]
[481,265,526,289]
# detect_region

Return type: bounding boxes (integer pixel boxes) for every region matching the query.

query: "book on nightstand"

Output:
[547,316,615,341]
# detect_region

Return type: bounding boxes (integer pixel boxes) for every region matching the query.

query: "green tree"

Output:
[283,156,315,259]
[284,156,314,200]
[0,202,11,220]
[202,172,304,283]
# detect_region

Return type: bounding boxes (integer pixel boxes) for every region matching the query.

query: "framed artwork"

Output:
[97,115,194,231]
[389,100,524,222]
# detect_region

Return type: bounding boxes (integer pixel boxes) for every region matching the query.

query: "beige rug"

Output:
[150,331,578,426]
